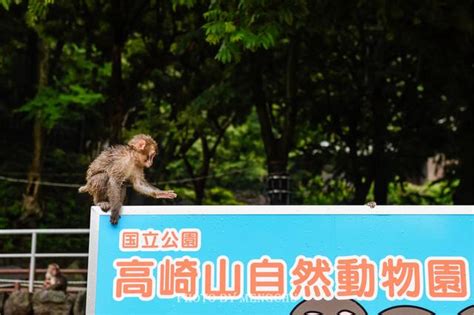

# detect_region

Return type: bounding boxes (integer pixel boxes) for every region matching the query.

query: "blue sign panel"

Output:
[86,206,474,315]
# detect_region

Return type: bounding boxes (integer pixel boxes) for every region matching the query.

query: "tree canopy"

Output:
[0,0,472,232]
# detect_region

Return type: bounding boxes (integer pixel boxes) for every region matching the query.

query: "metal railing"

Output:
[0,229,89,292]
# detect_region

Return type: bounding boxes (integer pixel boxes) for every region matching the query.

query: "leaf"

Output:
[224,21,236,33]
[16,84,103,130]
[1,0,10,10]
[216,44,232,63]
[206,34,221,45]
[230,31,245,43]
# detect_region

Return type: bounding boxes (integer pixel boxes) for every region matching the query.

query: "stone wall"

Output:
[1,290,86,315]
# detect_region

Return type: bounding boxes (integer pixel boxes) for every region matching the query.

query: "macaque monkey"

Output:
[43,263,67,292]
[79,134,177,224]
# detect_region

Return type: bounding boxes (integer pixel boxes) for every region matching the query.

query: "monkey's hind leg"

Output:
[98,187,124,214]
[89,173,110,212]
[107,179,123,225]
[95,201,111,212]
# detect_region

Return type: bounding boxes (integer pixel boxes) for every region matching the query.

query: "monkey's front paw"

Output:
[154,190,177,199]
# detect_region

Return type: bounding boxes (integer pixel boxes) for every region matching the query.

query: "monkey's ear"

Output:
[134,139,147,151]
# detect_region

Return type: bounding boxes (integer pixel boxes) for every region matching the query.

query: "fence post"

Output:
[29,232,37,292]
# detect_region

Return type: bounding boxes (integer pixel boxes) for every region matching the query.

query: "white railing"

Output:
[0,229,89,292]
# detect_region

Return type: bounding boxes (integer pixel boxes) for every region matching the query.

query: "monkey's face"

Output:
[47,265,59,276]
[128,135,159,168]
[143,148,156,168]
[136,145,156,168]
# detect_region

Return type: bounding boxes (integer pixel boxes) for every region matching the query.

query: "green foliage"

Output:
[294,176,354,205]
[16,85,103,130]
[16,43,105,130]
[25,0,54,27]
[1,0,55,28]
[214,111,266,189]
[0,0,10,10]
[202,0,308,62]
[0,0,21,10]
[205,187,243,205]
[0,182,23,228]
[0,0,471,251]
[388,180,459,205]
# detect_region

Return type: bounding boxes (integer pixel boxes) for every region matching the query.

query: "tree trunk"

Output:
[372,88,389,205]
[194,179,206,205]
[344,98,372,204]
[253,73,290,204]
[110,43,124,142]
[109,0,126,142]
[183,156,209,205]
[22,36,48,219]
[454,106,473,204]
[252,40,297,205]
[454,159,473,204]
[348,139,372,203]
[354,179,372,204]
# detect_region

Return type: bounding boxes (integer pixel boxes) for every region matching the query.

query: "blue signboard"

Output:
[86,206,474,315]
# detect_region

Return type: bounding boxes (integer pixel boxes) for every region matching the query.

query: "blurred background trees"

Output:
[0,0,472,233]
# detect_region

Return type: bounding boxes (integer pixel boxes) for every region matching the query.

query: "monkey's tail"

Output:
[78,185,88,193]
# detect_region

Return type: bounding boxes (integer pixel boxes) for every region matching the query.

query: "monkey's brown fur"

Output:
[79,134,177,224]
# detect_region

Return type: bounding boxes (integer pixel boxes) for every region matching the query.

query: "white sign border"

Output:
[86,205,474,314]
[86,207,100,315]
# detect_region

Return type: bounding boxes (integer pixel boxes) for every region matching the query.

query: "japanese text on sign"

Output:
[112,255,470,302]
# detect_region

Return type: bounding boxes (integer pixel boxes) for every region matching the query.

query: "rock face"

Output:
[32,290,73,315]
[1,290,86,315]
[3,291,32,315]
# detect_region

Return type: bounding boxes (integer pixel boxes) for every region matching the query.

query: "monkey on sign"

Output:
[79,134,177,224]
